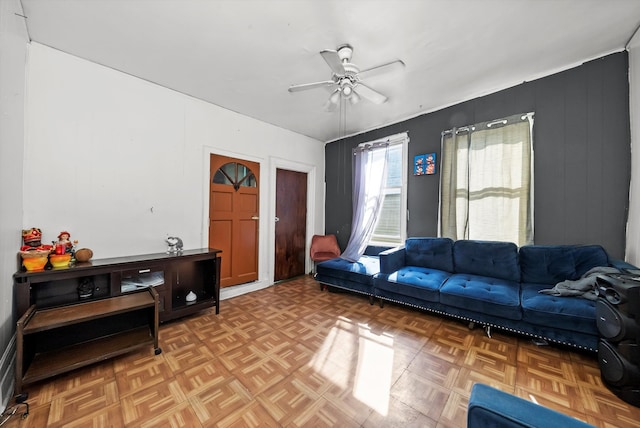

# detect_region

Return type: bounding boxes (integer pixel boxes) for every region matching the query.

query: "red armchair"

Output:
[310,234,341,273]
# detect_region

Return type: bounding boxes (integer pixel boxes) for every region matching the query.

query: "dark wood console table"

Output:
[13,248,221,397]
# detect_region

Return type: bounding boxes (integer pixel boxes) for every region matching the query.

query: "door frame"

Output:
[201,148,317,296]
[268,156,316,285]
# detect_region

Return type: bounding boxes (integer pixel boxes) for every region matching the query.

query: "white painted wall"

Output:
[24,42,325,291]
[626,32,640,266]
[0,0,28,409]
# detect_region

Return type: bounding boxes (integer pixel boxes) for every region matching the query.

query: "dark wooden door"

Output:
[209,155,259,287]
[274,169,307,281]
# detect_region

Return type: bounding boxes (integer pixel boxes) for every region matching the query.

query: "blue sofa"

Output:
[315,238,635,351]
[468,383,594,427]
[314,245,391,299]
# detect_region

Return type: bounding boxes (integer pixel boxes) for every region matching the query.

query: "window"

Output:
[439,113,534,246]
[368,134,408,246]
[342,132,408,262]
[213,162,257,190]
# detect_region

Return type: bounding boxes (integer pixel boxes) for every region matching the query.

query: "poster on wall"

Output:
[414,153,436,175]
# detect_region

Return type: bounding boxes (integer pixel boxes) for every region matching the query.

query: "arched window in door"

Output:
[212,162,257,191]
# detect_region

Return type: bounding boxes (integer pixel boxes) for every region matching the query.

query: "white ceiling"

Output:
[19,0,640,142]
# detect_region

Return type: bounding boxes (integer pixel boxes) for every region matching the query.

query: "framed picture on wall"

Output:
[414,153,436,175]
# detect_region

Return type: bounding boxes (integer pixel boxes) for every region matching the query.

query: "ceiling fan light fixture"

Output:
[349,90,361,105]
[329,89,341,104]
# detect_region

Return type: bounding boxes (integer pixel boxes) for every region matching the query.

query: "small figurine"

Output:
[71,239,78,255]
[166,236,184,254]
[21,227,51,251]
[21,227,41,247]
[19,227,52,271]
[54,231,73,255]
[77,278,95,299]
[58,231,72,251]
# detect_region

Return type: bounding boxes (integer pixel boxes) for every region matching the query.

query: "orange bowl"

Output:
[20,252,49,271]
[49,253,72,268]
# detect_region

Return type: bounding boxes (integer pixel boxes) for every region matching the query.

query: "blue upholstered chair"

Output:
[468,383,594,428]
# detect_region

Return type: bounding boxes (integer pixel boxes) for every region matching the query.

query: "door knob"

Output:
[251,216,259,220]
[275,217,280,222]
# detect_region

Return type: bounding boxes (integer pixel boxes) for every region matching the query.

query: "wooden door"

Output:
[209,155,259,287]
[274,169,307,281]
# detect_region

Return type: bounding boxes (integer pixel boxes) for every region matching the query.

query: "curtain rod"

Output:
[441,126,474,136]
[365,131,409,145]
[355,131,409,151]
[441,112,534,136]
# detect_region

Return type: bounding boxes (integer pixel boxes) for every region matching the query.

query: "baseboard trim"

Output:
[220,280,272,300]
[0,335,16,411]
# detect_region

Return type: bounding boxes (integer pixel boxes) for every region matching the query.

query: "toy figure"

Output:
[56,231,73,254]
[166,236,184,254]
[21,227,52,252]
[19,227,52,271]
[21,228,42,250]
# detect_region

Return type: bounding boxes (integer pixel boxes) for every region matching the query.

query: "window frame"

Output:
[360,133,408,247]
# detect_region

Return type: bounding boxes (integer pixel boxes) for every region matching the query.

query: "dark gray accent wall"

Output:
[325,52,630,259]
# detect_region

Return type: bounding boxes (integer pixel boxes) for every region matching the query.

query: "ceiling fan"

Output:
[288,44,405,111]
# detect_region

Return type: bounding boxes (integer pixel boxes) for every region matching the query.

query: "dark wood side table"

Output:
[13,248,222,398]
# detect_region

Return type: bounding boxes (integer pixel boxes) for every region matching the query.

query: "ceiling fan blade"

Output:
[288,80,336,93]
[323,89,341,112]
[359,60,405,80]
[355,83,388,104]
[320,49,345,75]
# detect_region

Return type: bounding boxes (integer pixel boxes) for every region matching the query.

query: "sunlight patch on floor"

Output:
[310,317,394,416]
[353,323,394,416]
[309,317,355,389]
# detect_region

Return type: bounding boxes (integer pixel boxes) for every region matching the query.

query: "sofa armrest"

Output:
[364,245,393,256]
[609,258,639,272]
[468,384,594,428]
[379,246,405,274]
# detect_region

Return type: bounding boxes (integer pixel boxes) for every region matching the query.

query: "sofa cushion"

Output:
[375,266,451,303]
[315,255,380,285]
[519,245,609,285]
[405,237,454,272]
[453,240,520,282]
[440,273,522,320]
[520,283,597,335]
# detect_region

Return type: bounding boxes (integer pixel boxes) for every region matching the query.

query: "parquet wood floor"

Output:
[6,275,640,427]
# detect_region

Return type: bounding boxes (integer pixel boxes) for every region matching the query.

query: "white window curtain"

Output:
[370,136,408,246]
[341,142,390,262]
[439,113,534,246]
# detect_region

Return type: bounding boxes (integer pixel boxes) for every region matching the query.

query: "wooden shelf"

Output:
[14,248,222,323]
[23,291,154,334]
[13,248,221,397]
[23,326,154,385]
[15,288,161,397]
[171,298,216,317]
